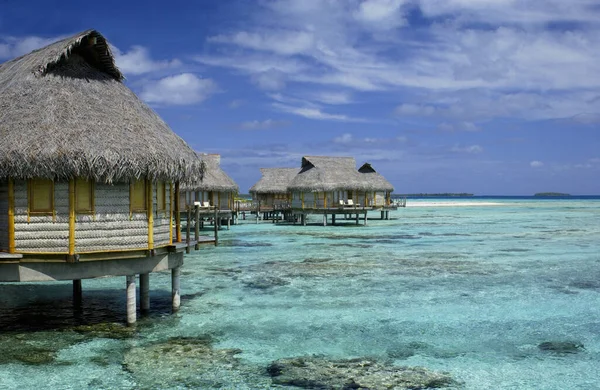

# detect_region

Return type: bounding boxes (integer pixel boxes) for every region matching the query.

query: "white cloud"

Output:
[140,73,217,105]
[396,135,408,143]
[251,69,287,90]
[239,119,289,130]
[452,144,484,154]
[0,35,67,59]
[229,99,245,109]
[198,0,600,122]
[438,121,481,132]
[112,45,181,75]
[305,91,354,105]
[272,102,366,122]
[334,133,354,144]
[530,161,544,168]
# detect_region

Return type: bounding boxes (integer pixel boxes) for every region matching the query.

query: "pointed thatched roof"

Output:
[185,154,238,192]
[249,168,299,194]
[0,29,203,183]
[358,163,394,192]
[287,156,371,192]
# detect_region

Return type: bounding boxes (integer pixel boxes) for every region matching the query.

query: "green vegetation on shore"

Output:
[534,192,571,197]
[393,193,474,197]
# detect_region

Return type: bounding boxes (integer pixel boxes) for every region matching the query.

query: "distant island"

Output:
[394,193,474,197]
[534,192,571,197]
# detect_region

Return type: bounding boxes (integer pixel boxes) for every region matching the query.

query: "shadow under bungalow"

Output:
[0,30,204,325]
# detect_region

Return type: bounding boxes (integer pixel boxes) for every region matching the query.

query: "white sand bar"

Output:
[406,201,506,207]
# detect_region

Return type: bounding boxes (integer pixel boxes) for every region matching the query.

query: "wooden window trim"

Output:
[156,181,167,213]
[28,179,54,215]
[75,178,95,214]
[130,179,147,214]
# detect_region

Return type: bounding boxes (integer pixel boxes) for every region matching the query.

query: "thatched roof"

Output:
[287,156,371,192]
[358,163,394,192]
[249,168,299,194]
[0,29,203,183]
[185,154,239,192]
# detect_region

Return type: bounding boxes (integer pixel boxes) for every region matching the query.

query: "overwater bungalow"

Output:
[182,153,239,229]
[0,30,203,325]
[287,156,370,225]
[249,168,299,212]
[357,162,396,219]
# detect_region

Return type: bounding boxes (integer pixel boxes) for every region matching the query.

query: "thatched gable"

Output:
[249,168,299,194]
[358,163,394,192]
[185,154,239,192]
[288,156,370,192]
[0,29,202,183]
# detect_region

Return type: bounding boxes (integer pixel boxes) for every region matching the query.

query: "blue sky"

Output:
[1,0,599,195]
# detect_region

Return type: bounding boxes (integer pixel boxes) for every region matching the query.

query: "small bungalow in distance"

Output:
[249,167,299,211]
[0,30,203,325]
[182,153,239,229]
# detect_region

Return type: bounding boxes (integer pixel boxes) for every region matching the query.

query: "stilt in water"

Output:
[73,279,82,308]
[140,273,150,314]
[381,210,385,220]
[126,275,136,326]
[364,212,368,226]
[355,214,359,225]
[227,217,231,230]
[332,214,336,225]
[214,208,219,246]
[172,267,181,312]
[194,206,200,250]
[323,213,327,226]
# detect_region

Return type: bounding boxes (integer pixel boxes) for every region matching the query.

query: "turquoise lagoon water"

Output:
[1,198,600,389]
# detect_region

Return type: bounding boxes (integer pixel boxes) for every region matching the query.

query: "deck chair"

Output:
[339,199,345,206]
[202,201,211,208]
[346,199,354,207]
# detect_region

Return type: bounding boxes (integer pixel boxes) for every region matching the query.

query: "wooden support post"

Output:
[140,273,150,314]
[355,214,359,225]
[323,214,327,226]
[68,179,75,256]
[169,182,174,244]
[73,279,82,308]
[175,183,181,243]
[8,178,15,254]
[214,208,219,246]
[194,205,200,250]
[147,180,154,250]
[126,275,136,326]
[171,267,180,312]
[386,211,390,220]
[186,207,191,254]
[227,217,231,230]
[332,214,336,225]
[381,210,385,220]
[364,212,368,226]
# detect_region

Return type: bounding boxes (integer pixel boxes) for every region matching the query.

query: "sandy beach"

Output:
[405,201,506,207]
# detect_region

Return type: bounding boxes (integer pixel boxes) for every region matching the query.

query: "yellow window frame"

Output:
[28,179,54,215]
[130,179,147,213]
[156,181,167,212]
[75,178,95,214]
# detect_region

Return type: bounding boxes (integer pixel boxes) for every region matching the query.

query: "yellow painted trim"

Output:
[169,182,173,245]
[147,180,154,250]
[313,192,317,208]
[175,182,181,243]
[68,179,75,255]
[301,192,304,209]
[12,243,173,256]
[218,192,221,210]
[8,179,15,254]
[324,192,327,208]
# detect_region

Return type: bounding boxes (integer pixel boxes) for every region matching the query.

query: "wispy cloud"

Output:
[0,34,67,59]
[530,161,544,168]
[112,45,181,76]
[451,144,484,154]
[272,102,366,122]
[238,119,289,130]
[140,73,218,105]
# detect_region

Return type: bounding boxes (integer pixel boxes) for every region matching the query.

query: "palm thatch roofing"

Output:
[0,29,203,183]
[358,163,394,192]
[249,168,299,194]
[184,154,239,192]
[287,156,372,192]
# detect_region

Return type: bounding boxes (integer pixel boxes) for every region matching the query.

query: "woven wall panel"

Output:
[0,182,9,251]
